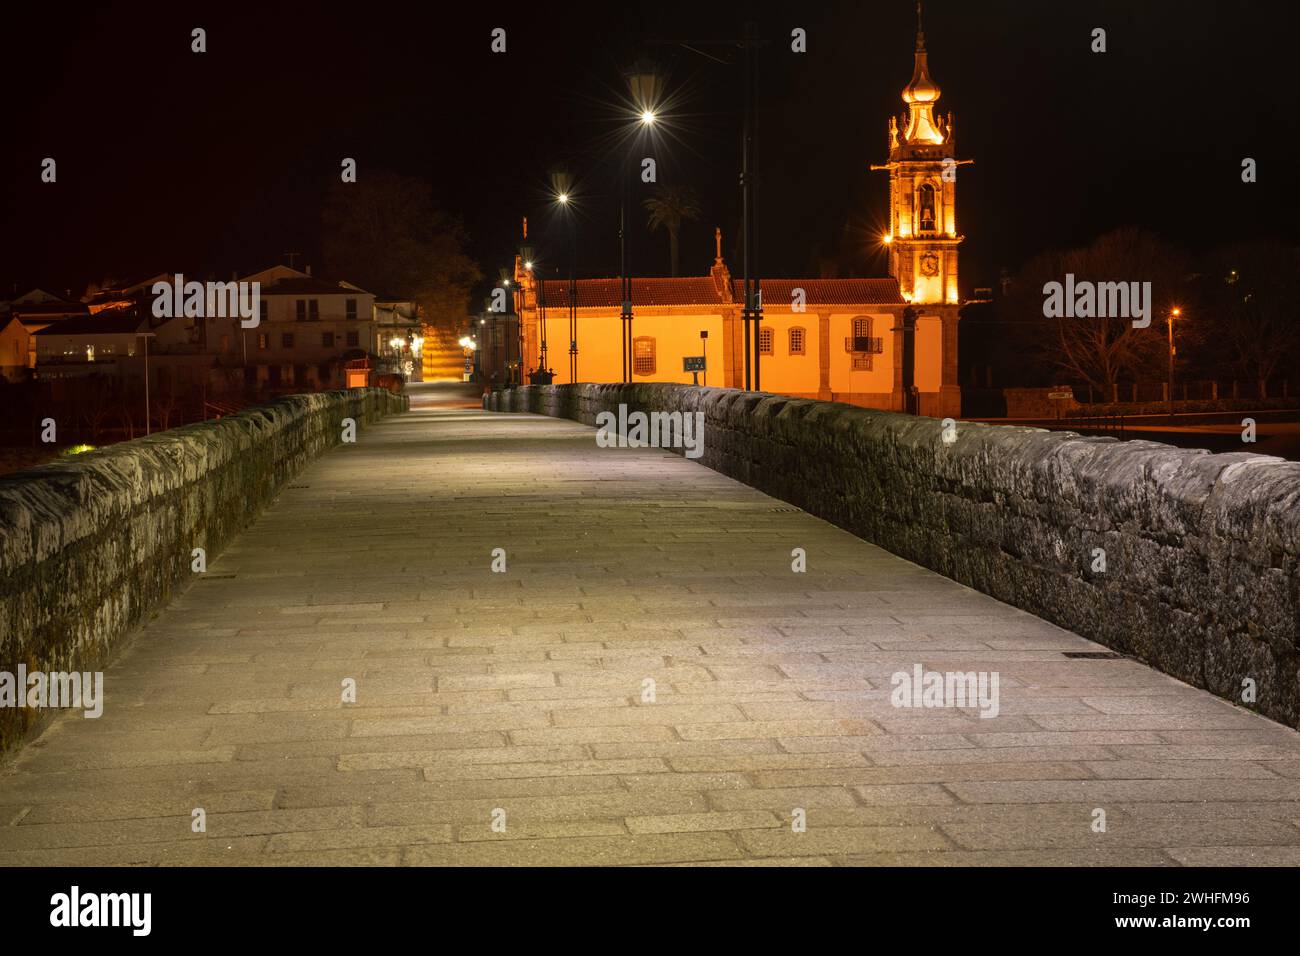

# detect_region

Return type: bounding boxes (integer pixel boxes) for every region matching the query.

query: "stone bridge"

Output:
[0,382,1297,866]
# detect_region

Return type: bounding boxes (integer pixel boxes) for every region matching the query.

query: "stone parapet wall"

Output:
[0,388,408,752]
[487,383,1300,727]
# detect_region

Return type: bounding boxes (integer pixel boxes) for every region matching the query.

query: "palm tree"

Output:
[643,186,702,277]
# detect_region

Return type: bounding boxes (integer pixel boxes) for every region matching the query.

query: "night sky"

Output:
[2,0,1295,301]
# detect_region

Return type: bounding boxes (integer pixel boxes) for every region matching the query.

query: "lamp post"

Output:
[1167,307,1181,416]
[136,331,157,435]
[458,335,477,382]
[521,244,545,379]
[740,20,763,392]
[497,269,516,385]
[410,333,424,382]
[551,171,578,383]
[675,25,764,390]
[621,59,663,383]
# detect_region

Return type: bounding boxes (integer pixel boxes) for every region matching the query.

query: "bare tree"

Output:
[1004,228,1189,396]
[1205,242,1300,398]
[78,375,114,443]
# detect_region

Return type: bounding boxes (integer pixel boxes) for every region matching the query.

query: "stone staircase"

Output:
[421,322,468,381]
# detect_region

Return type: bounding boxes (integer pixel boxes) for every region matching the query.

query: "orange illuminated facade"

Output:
[495,9,965,419]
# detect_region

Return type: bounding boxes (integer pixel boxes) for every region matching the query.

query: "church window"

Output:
[789,327,806,355]
[758,327,773,355]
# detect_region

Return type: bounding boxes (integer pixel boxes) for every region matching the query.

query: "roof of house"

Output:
[259,277,371,296]
[33,313,145,336]
[3,299,90,316]
[536,276,904,308]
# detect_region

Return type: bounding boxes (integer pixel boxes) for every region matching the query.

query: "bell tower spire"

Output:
[870,2,970,306]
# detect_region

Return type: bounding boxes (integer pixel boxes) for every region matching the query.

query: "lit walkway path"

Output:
[2,383,1298,866]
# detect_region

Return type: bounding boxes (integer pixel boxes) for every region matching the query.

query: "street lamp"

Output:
[498,268,518,385]
[520,244,540,377]
[551,169,578,383]
[410,334,424,382]
[620,59,664,383]
[1168,307,1181,415]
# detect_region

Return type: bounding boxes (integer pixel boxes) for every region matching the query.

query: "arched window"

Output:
[632,336,656,376]
[758,327,774,355]
[917,183,936,233]
[788,327,806,355]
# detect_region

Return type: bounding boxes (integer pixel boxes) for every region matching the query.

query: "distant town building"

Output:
[493,11,964,418]
[235,265,384,389]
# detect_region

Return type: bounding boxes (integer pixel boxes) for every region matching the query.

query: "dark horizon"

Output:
[3,0,1295,301]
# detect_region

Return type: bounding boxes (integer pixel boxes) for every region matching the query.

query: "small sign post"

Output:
[683,355,706,386]
[1047,390,1072,420]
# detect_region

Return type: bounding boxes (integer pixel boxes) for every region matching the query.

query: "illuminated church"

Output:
[492,6,966,418]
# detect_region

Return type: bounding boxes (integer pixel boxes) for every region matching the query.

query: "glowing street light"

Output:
[619,58,664,383]
[1167,307,1182,415]
[551,169,578,384]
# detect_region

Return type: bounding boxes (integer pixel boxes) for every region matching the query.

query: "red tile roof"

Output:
[736,278,904,305]
[539,278,723,308]
[537,276,903,308]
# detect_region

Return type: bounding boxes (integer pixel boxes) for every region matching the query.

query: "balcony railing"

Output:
[845,336,884,354]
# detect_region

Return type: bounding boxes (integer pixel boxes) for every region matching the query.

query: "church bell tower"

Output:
[873,2,968,305]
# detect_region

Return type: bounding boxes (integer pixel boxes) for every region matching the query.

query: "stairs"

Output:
[421,323,468,382]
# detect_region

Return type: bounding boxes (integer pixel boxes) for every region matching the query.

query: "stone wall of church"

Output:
[486,382,1300,728]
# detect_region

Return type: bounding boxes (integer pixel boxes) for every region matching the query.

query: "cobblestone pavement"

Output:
[2,383,1298,866]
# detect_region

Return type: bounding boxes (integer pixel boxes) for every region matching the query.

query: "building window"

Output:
[257,333,268,350]
[281,333,294,348]
[295,300,306,321]
[308,300,319,321]
[788,327,805,355]
[346,299,357,321]
[632,336,656,376]
[758,327,773,355]
[918,183,936,233]
[259,300,269,324]
[346,331,359,348]
[322,332,335,348]
[848,317,882,371]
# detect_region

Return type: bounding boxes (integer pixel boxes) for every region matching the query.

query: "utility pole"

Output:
[741,20,763,392]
